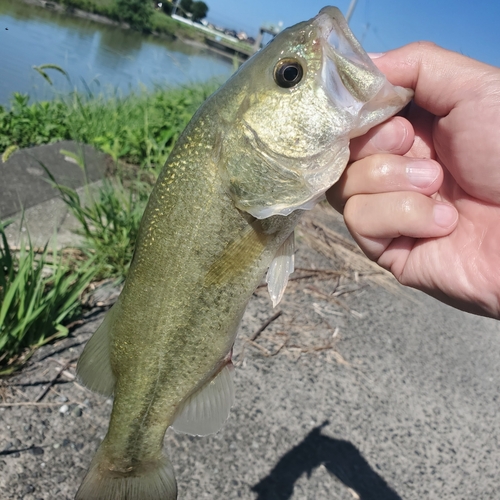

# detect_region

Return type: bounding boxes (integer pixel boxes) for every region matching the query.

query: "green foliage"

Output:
[0,82,219,172]
[151,10,201,38]
[178,0,208,21]
[179,0,192,13]
[46,165,151,280]
[191,1,208,21]
[0,93,70,151]
[161,1,173,15]
[50,0,118,19]
[115,0,153,31]
[0,221,96,374]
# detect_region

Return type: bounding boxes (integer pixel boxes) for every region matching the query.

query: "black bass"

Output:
[75,7,412,499]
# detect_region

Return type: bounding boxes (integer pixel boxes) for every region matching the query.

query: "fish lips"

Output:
[313,7,413,131]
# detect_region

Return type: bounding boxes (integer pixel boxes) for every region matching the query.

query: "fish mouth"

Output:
[313,6,385,109]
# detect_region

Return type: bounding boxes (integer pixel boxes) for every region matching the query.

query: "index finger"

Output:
[370,42,496,117]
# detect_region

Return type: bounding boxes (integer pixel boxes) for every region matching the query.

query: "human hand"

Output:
[327,42,500,318]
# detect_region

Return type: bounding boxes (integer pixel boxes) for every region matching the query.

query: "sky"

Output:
[205,0,500,68]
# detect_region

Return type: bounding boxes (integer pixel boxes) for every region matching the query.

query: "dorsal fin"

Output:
[172,363,235,436]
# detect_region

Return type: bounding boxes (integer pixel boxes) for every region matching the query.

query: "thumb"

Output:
[370,42,496,117]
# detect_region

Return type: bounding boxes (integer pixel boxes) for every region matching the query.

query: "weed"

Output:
[0,82,219,171]
[43,151,151,281]
[0,221,96,374]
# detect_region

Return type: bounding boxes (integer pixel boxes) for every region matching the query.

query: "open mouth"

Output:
[313,7,385,110]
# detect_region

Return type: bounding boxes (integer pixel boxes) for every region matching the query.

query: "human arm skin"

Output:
[327,42,500,318]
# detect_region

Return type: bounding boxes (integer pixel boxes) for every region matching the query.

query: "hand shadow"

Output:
[252,421,402,500]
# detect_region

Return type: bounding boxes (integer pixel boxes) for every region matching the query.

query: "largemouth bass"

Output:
[75,6,412,499]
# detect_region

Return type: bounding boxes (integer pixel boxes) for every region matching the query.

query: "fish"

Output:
[74,6,412,500]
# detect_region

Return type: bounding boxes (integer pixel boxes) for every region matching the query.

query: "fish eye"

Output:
[274,58,304,88]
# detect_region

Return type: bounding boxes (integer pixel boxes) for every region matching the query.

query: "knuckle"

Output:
[342,196,360,227]
[411,40,439,52]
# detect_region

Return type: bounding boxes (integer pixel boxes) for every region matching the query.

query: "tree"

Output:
[115,0,153,32]
[161,1,173,15]
[179,0,192,15]
[191,1,208,22]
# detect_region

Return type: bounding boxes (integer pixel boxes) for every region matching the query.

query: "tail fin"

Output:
[75,444,177,500]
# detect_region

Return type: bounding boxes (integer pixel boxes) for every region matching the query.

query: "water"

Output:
[0,0,234,106]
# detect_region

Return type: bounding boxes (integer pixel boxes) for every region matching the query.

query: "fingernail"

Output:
[406,160,439,188]
[433,203,458,228]
[373,119,407,151]
[368,52,385,59]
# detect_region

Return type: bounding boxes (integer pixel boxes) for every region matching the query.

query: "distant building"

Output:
[254,22,283,50]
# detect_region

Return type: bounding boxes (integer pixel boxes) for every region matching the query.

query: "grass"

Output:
[0,220,96,374]
[0,81,219,171]
[43,151,151,280]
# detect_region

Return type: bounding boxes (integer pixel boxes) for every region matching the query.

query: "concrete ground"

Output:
[1,143,500,499]
[0,141,107,248]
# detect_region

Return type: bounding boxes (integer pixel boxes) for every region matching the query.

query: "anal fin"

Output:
[172,363,235,436]
[266,231,295,308]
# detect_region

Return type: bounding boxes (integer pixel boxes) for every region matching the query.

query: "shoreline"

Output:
[16,0,245,62]
[18,0,127,28]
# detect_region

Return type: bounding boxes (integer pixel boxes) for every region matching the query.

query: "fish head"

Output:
[217,6,413,218]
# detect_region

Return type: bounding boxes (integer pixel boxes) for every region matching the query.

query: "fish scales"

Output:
[104,126,297,459]
[75,6,412,499]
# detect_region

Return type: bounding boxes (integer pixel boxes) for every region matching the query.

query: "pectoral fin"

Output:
[171,363,235,436]
[266,231,295,308]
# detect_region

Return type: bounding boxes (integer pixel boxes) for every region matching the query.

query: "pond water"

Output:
[0,0,234,106]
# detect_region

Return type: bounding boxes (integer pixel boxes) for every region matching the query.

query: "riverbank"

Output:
[0,81,219,170]
[18,0,126,28]
[16,0,250,60]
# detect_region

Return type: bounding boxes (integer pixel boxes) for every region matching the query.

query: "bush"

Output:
[115,0,153,31]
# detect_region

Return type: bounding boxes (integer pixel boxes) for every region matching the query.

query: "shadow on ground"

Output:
[252,421,402,500]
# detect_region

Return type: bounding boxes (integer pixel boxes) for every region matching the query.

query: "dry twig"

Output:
[250,310,282,341]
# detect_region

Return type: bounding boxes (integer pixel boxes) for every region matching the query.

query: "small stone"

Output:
[30,447,44,456]
[72,406,83,417]
[56,395,68,403]
[59,404,69,414]
[53,443,60,449]
[21,484,35,495]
